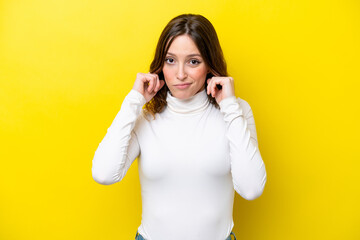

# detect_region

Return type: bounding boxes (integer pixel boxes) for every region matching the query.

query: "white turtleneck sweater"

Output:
[92,88,267,240]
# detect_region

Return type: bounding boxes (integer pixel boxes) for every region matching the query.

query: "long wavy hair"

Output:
[144,13,228,120]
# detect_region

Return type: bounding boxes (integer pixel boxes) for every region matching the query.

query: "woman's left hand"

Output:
[206,76,235,104]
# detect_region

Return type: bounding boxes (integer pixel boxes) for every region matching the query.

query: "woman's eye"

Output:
[165,58,174,64]
[165,58,200,65]
[190,59,200,65]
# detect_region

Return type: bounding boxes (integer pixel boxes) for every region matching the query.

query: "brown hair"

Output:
[144,13,228,120]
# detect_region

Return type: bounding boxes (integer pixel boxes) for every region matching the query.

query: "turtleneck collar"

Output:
[166,89,210,115]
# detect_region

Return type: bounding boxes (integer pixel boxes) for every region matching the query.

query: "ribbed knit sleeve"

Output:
[219,96,267,200]
[92,89,146,185]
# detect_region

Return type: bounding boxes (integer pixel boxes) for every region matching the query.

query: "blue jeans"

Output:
[135,230,237,240]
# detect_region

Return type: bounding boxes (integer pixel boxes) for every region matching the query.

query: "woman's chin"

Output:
[171,91,194,100]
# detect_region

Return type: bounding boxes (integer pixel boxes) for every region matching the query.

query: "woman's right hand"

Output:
[132,72,165,103]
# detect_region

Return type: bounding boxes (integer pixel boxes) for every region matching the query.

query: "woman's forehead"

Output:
[166,35,201,56]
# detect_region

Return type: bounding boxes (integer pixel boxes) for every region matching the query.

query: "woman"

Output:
[92,13,267,240]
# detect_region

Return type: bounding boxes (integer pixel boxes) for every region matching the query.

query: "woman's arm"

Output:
[219,96,267,200]
[91,89,146,185]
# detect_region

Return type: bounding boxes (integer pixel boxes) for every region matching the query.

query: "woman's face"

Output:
[162,34,209,99]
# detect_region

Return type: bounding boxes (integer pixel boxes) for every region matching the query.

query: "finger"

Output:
[208,79,214,97]
[140,74,150,90]
[210,79,217,97]
[212,81,217,97]
[142,76,149,92]
[213,78,224,96]
[209,78,216,97]
[212,78,224,86]
[154,75,160,92]
[207,78,212,95]
[150,76,157,93]
[213,78,224,90]
[146,75,155,93]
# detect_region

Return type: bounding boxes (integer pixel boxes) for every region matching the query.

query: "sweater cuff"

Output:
[219,96,244,123]
[125,89,147,106]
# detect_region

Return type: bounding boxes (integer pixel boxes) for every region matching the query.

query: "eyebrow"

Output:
[166,52,202,57]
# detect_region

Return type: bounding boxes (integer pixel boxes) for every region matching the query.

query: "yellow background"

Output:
[0,0,359,239]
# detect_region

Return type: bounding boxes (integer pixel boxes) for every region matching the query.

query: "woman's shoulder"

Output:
[134,108,161,127]
[218,96,254,119]
[237,97,253,116]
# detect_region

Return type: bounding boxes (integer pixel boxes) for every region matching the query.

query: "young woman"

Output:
[92,13,267,240]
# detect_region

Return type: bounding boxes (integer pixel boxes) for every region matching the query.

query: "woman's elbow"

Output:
[235,174,267,201]
[92,167,119,185]
[241,187,265,201]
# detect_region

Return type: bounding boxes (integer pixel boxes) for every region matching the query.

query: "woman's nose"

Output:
[176,64,187,80]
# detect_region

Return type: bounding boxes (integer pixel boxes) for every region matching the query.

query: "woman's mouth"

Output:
[174,83,191,89]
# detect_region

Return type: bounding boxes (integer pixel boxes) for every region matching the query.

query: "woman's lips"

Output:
[174,83,191,89]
